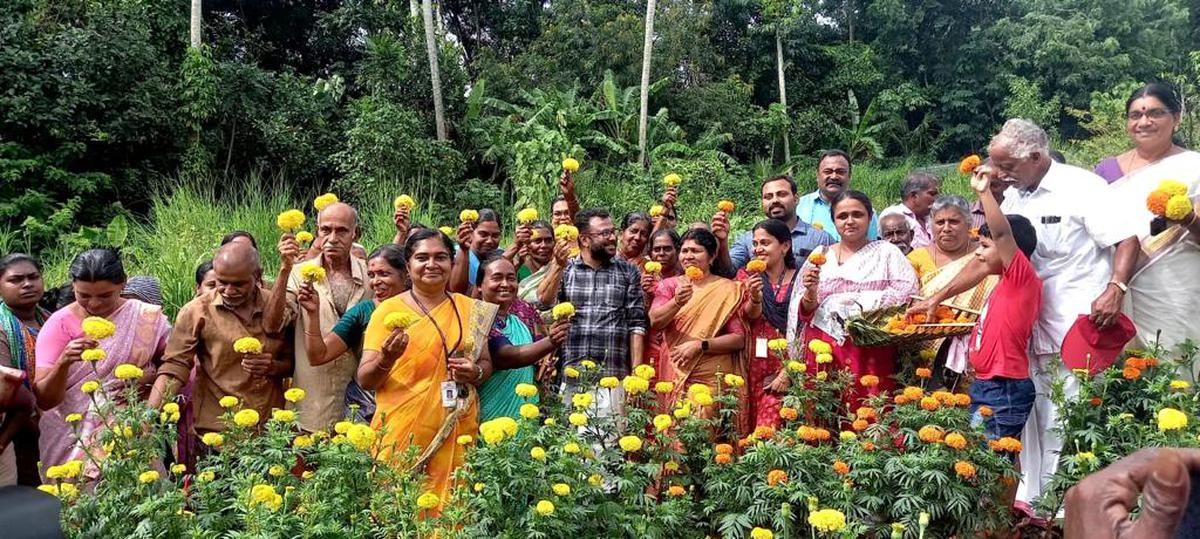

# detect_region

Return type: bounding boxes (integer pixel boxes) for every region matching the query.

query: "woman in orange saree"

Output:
[648,228,748,432]
[358,230,496,514]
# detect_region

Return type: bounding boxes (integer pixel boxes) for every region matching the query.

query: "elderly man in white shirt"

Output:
[880,171,940,250]
[987,119,1140,511]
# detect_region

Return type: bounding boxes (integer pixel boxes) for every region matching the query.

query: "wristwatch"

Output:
[1108,280,1128,294]
[701,340,710,352]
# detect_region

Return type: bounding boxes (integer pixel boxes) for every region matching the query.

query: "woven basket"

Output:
[846,303,977,348]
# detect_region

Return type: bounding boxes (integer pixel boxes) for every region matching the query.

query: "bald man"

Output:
[151,242,292,437]
[879,212,914,255]
[264,202,370,431]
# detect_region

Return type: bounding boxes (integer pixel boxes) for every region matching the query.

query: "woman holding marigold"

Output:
[735,219,798,428]
[787,191,919,406]
[1101,83,1200,354]
[34,249,171,475]
[358,229,497,514]
[642,229,682,378]
[649,229,748,425]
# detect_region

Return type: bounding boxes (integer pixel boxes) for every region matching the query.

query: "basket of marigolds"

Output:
[846,303,978,348]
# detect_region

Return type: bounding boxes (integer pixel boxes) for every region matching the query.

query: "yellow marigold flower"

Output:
[249,484,282,510]
[64,413,82,424]
[750,528,774,539]
[554,224,579,241]
[219,396,239,408]
[160,407,181,423]
[300,470,314,480]
[685,266,704,281]
[563,442,581,454]
[113,364,143,380]
[644,261,663,274]
[588,474,603,487]
[517,208,539,224]
[393,194,415,210]
[60,460,82,479]
[667,485,686,496]
[80,348,106,362]
[1074,451,1098,464]
[779,407,799,421]
[81,380,100,394]
[514,383,539,398]
[561,158,580,172]
[618,435,643,452]
[295,231,314,244]
[903,386,924,400]
[201,432,224,447]
[37,484,59,496]
[1166,194,1193,221]
[552,483,571,496]
[571,392,593,409]
[958,154,982,174]
[688,383,711,396]
[298,263,326,283]
[662,173,682,187]
[1159,179,1189,197]
[552,302,576,321]
[815,353,833,365]
[383,311,421,331]
[568,413,587,426]
[920,396,940,411]
[654,381,674,394]
[459,209,480,223]
[634,364,656,380]
[416,492,440,510]
[807,339,832,355]
[81,316,116,340]
[717,200,736,213]
[438,226,455,237]
[293,435,314,449]
[919,512,931,527]
[198,470,215,482]
[519,403,540,419]
[1172,380,1191,390]
[786,361,805,373]
[271,409,296,423]
[693,392,714,406]
[45,465,66,480]
[233,409,260,428]
[138,470,160,484]
[808,508,847,533]
[954,460,977,479]
[723,373,745,387]
[473,482,484,492]
[233,337,263,354]
[653,414,673,432]
[599,376,619,389]
[766,338,788,351]
[649,205,666,218]
[673,404,691,419]
[622,375,650,395]
[455,434,473,446]
[284,387,306,403]
[580,359,597,370]
[276,209,306,232]
[346,424,376,451]
[745,259,767,273]
[535,500,555,516]
[816,371,828,381]
[268,465,286,477]
[1159,407,1189,431]
[313,193,339,211]
[839,431,856,442]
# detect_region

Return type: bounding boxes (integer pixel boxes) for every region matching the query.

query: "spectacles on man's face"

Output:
[587,229,617,238]
[1127,109,1171,122]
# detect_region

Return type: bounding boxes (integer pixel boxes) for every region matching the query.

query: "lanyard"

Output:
[409,291,464,363]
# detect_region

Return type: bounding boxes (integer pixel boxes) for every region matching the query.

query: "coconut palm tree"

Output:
[422,0,447,141]
[190,0,201,47]
[636,0,657,168]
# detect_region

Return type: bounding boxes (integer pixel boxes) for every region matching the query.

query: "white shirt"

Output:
[880,203,932,250]
[1000,162,1132,355]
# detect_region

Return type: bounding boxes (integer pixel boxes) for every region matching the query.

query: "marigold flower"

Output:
[1158,407,1189,431]
[944,432,967,450]
[634,364,655,380]
[920,396,939,411]
[954,393,971,406]
[519,403,540,419]
[138,470,159,484]
[724,373,746,387]
[81,348,106,362]
[313,193,339,212]
[753,426,776,440]
[588,474,603,487]
[564,367,580,378]
[662,173,682,187]
[786,361,805,373]
[201,432,224,447]
[852,419,869,432]
[438,226,455,237]
[644,261,663,274]
[515,383,538,398]
[833,460,850,475]
[717,200,736,213]
[554,224,579,241]
[808,508,847,533]
[918,425,944,443]
[551,483,571,496]
[667,485,686,497]
[271,409,296,423]
[618,435,643,452]
[551,302,576,321]
[568,413,588,427]
[268,465,286,477]
[293,435,314,448]
[750,528,774,539]
[1166,195,1193,221]
[855,406,876,420]
[233,409,260,428]
[563,442,581,454]
[807,339,832,355]
[954,460,977,479]
[622,375,650,395]
[1123,366,1141,380]
[1090,396,1103,406]
[714,453,732,464]
[233,336,263,354]
[779,407,799,421]
[903,386,924,400]
[64,412,83,424]
[416,492,440,510]
[295,231,314,244]
[649,205,666,218]
[1147,190,1172,216]
[859,375,879,387]
[1159,179,1189,197]
[114,364,143,380]
[815,428,831,441]
[978,405,993,417]
[530,446,547,460]
[862,441,876,451]
[198,470,215,482]
[991,436,1023,452]
[654,381,674,393]
[1171,380,1191,390]
[562,158,580,172]
[276,209,306,232]
[346,425,378,451]
[459,209,480,223]
[653,414,673,432]
[298,263,326,284]
[284,387,306,403]
[746,259,767,273]
[81,380,100,394]
[958,154,982,174]
[915,367,932,378]
[81,316,116,340]
[798,426,818,442]
[517,208,539,224]
[219,396,240,408]
[807,249,827,266]
[535,499,555,516]
[685,266,704,281]
[383,312,420,331]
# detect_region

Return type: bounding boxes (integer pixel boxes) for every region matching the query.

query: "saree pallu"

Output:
[517,265,549,305]
[365,293,495,513]
[478,311,536,421]
[652,276,748,433]
[1108,151,1200,355]
[736,270,795,429]
[908,248,998,374]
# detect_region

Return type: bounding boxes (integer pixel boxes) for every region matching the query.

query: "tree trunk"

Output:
[637,0,657,168]
[422,0,447,141]
[189,0,202,48]
[775,31,790,163]
[846,0,855,42]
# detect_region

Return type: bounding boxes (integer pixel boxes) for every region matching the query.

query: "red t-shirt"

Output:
[969,250,1042,380]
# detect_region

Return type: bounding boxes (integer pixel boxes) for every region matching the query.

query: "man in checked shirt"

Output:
[540,208,647,418]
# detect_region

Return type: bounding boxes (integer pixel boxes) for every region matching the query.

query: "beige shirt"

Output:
[286,255,369,431]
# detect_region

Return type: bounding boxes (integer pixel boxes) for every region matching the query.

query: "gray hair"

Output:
[879,212,912,231]
[929,194,971,224]
[901,172,940,199]
[990,118,1050,159]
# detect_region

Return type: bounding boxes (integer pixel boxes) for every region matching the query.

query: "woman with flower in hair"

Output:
[1102,83,1200,353]
[788,192,918,406]
[34,249,171,475]
[736,219,798,428]
[649,228,747,422]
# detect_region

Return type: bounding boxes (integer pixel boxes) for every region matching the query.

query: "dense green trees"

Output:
[2,0,1197,252]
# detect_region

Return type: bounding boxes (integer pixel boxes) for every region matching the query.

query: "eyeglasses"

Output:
[587,229,617,238]
[1127,109,1171,122]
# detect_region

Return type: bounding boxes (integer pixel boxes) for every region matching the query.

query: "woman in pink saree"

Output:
[33,250,170,475]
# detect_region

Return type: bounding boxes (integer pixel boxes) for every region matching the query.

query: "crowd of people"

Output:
[0,82,1196,520]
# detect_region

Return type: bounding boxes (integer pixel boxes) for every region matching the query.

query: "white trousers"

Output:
[1016,353,1079,507]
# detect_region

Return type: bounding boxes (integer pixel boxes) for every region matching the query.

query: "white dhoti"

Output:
[1016,353,1079,507]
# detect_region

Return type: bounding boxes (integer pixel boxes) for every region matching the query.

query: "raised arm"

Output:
[974,167,1017,268]
[263,234,299,333]
[537,240,571,308]
[492,319,570,370]
[449,222,473,294]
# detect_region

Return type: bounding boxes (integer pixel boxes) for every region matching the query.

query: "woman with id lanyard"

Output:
[735,219,797,429]
[358,229,497,514]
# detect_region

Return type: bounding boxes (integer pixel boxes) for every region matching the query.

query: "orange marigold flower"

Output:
[1143,357,1160,368]
[753,426,776,440]
[861,442,876,452]
[1147,190,1172,216]
[944,432,967,450]
[1123,366,1141,380]
[1125,357,1145,370]
[954,393,971,407]
[915,367,932,379]
[667,485,686,497]
[714,443,733,455]
[894,395,909,405]
[798,426,818,442]
[714,454,732,464]
[959,154,982,174]
[903,386,924,400]
[737,437,753,448]
[993,436,1023,453]
[856,406,876,421]
[808,251,827,266]
[859,375,880,387]
[1090,396,1103,407]
[815,428,831,441]
[933,390,955,405]
[832,461,850,475]
[852,419,869,432]
[954,460,977,479]
[920,396,940,411]
[918,425,945,443]
[779,407,799,421]
[978,405,994,417]
[767,469,788,486]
